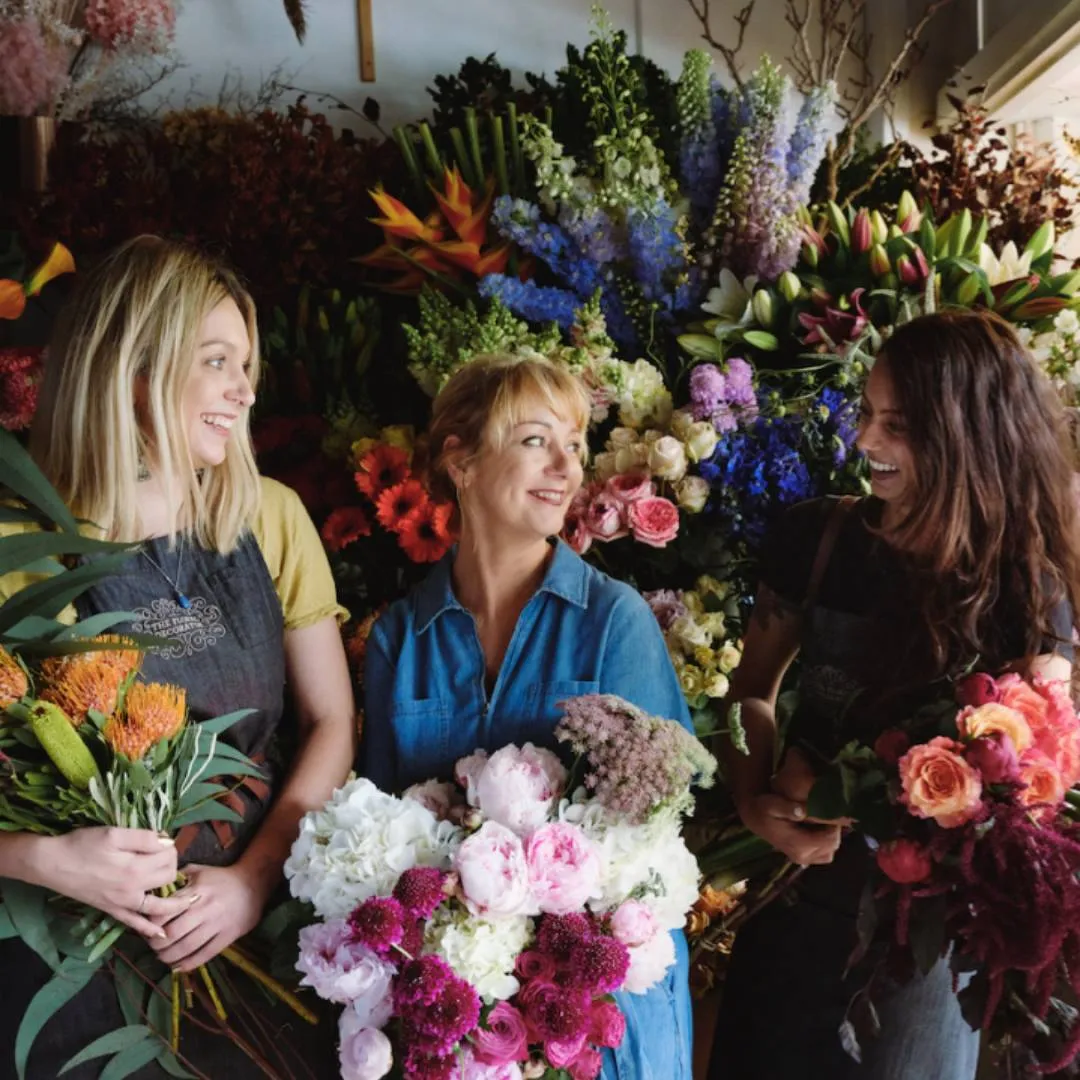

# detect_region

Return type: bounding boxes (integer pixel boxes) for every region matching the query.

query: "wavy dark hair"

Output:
[876,307,1080,675]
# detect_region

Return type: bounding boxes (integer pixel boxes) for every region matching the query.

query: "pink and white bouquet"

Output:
[284,694,715,1080]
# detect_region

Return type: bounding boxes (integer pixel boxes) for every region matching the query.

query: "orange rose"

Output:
[997,674,1050,740]
[1018,750,1066,809]
[898,736,983,828]
[958,703,1033,754]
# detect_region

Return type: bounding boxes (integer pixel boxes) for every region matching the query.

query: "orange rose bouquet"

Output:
[806,671,1080,1075]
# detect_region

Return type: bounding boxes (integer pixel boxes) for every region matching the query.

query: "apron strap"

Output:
[802,495,859,614]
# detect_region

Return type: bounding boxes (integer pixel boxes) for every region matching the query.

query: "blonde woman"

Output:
[0,236,355,1078]
[362,354,694,1080]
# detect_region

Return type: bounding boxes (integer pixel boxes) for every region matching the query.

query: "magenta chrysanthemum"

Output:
[348,896,406,956]
[83,0,176,50]
[536,913,592,960]
[392,866,448,919]
[0,18,67,116]
[567,935,630,993]
[394,954,455,1009]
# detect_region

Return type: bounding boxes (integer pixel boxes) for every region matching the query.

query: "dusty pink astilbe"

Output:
[554,694,716,823]
[0,17,68,115]
[83,0,175,50]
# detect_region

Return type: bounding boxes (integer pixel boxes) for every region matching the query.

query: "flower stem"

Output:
[198,964,228,1021]
[221,946,318,1025]
[171,972,181,1052]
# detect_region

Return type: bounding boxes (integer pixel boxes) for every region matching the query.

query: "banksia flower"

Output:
[104,681,186,760]
[29,702,101,790]
[0,647,28,708]
[39,638,142,722]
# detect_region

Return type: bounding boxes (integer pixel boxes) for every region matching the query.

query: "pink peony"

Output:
[588,999,627,1049]
[83,0,176,50]
[965,733,1021,785]
[0,19,67,117]
[1029,678,1080,787]
[296,919,394,1016]
[455,821,535,917]
[875,839,933,885]
[338,1011,393,1080]
[956,673,1001,709]
[458,1047,524,1079]
[609,900,659,948]
[606,471,654,505]
[474,744,567,835]
[898,736,983,828]
[455,750,490,803]
[472,1001,529,1066]
[627,496,680,548]
[622,928,675,993]
[524,823,602,915]
[584,491,628,541]
[872,728,910,767]
[568,1047,603,1080]
[403,779,464,820]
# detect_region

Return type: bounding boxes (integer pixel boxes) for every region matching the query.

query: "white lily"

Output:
[701,268,758,332]
[977,241,1033,286]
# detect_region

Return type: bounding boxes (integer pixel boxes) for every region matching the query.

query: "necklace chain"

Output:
[140,536,192,610]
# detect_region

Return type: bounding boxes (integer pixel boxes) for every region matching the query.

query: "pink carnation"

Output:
[83,0,176,50]
[568,1047,603,1080]
[525,823,602,915]
[628,496,680,548]
[472,1001,529,1066]
[0,19,67,117]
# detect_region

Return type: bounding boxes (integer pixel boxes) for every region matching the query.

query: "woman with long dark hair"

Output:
[709,308,1079,1079]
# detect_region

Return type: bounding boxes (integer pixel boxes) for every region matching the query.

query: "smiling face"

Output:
[857,360,915,510]
[181,297,255,469]
[458,403,585,543]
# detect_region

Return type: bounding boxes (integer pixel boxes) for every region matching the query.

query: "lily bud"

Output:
[751,288,775,328]
[800,242,819,269]
[897,191,921,233]
[1013,296,1068,320]
[870,210,888,246]
[826,201,851,248]
[777,271,802,302]
[851,208,872,255]
[896,255,918,287]
[887,224,904,241]
[868,244,891,278]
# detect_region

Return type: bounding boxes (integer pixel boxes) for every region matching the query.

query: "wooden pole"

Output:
[357,0,375,82]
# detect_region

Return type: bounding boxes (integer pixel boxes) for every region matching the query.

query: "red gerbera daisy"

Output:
[355,444,410,499]
[321,506,372,551]
[375,479,428,534]
[398,501,454,564]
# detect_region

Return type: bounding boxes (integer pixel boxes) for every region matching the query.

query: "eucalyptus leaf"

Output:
[2,878,60,971]
[155,1048,196,1078]
[99,1037,161,1080]
[15,956,102,1079]
[59,1025,152,1074]
[113,958,148,1028]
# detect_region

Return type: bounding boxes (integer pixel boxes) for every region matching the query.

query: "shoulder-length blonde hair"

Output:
[31,235,261,552]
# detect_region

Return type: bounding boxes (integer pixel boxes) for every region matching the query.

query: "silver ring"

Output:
[137,893,149,916]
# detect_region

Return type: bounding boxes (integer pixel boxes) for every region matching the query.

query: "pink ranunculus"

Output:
[609,900,659,948]
[456,749,490,804]
[965,733,1021,785]
[1018,750,1066,809]
[622,928,675,993]
[338,1011,393,1080]
[875,839,933,885]
[525,823,602,915]
[455,821,535,917]
[606,471,654,505]
[568,1047,603,1080]
[956,672,1002,709]
[898,736,983,828]
[584,491,628,541]
[296,919,394,1016]
[402,779,464,820]
[459,1047,524,1079]
[474,744,568,836]
[588,1000,627,1050]
[473,1001,529,1066]
[872,728,910,767]
[627,496,680,548]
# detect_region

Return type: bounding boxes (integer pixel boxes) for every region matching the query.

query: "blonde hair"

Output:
[31,235,261,552]
[427,352,590,505]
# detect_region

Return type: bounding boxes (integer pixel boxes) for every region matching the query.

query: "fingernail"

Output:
[185,893,201,903]
[792,805,806,819]
[158,837,176,846]
[155,928,167,939]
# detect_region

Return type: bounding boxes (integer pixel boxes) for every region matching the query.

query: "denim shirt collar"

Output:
[414,539,589,634]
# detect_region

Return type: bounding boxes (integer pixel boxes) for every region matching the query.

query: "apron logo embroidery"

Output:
[131,596,227,659]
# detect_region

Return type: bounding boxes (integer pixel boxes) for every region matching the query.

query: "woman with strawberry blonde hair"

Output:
[709,308,1080,1079]
[0,236,355,1078]
[362,353,695,1079]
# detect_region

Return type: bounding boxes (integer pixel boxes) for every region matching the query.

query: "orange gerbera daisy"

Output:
[104,681,187,760]
[398,500,454,563]
[321,506,373,551]
[354,444,410,500]
[0,647,28,708]
[375,479,429,534]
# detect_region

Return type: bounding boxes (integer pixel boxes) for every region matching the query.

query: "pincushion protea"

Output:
[0,646,27,708]
[38,637,142,723]
[104,681,186,761]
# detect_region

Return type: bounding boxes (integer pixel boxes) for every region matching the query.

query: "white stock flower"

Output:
[1054,308,1080,336]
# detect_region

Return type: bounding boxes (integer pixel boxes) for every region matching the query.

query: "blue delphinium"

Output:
[626,200,693,312]
[785,83,842,206]
[677,50,723,229]
[478,275,581,332]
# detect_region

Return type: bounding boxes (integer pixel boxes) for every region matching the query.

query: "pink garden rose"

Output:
[296,919,394,1016]
[609,900,659,948]
[338,1011,393,1080]
[459,1047,524,1079]
[456,821,535,917]
[621,927,675,993]
[563,511,592,555]
[525,823,602,915]
[474,744,568,835]
[584,491,628,541]
[898,736,983,828]
[627,496,680,548]
[568,1047,604,1080]
[606,471,654,505]
[965,733,1022,785]
[588,999,627,1049]
[875,839,932,885]
[473,1001,529,1066]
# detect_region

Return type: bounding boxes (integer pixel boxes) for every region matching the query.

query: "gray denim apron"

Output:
[1,532,338,1079]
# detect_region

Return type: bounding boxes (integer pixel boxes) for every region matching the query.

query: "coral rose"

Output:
[958,703,1033,754]
[627,496,680,548]
[996,674,1049,742]
[898,736,983,828]
[875,839,932,884]
[1018,750,1066,809]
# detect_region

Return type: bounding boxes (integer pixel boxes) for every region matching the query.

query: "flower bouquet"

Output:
[803,671,1080,1073]
[284,694,715,1080]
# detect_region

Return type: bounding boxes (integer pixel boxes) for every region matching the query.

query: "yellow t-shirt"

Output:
[0,476,348,631]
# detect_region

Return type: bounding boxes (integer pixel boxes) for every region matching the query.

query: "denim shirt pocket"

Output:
[390,697,451,785]
[524,679,600,741]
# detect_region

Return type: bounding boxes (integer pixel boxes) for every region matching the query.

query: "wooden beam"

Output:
[357,0,375,82]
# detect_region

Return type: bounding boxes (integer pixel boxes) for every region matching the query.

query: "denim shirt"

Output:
[362,540,694,1080]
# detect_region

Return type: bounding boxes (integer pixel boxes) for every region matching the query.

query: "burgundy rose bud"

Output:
[873,728,910,766]
[965,733,1021,785]
[876,838,932,884]
[956,673,1001,709]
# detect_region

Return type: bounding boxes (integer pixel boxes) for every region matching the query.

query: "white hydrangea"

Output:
[424,905,534,1004]
[558,795,700,930]
[285,776,462,919]
[615,359,673,430]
